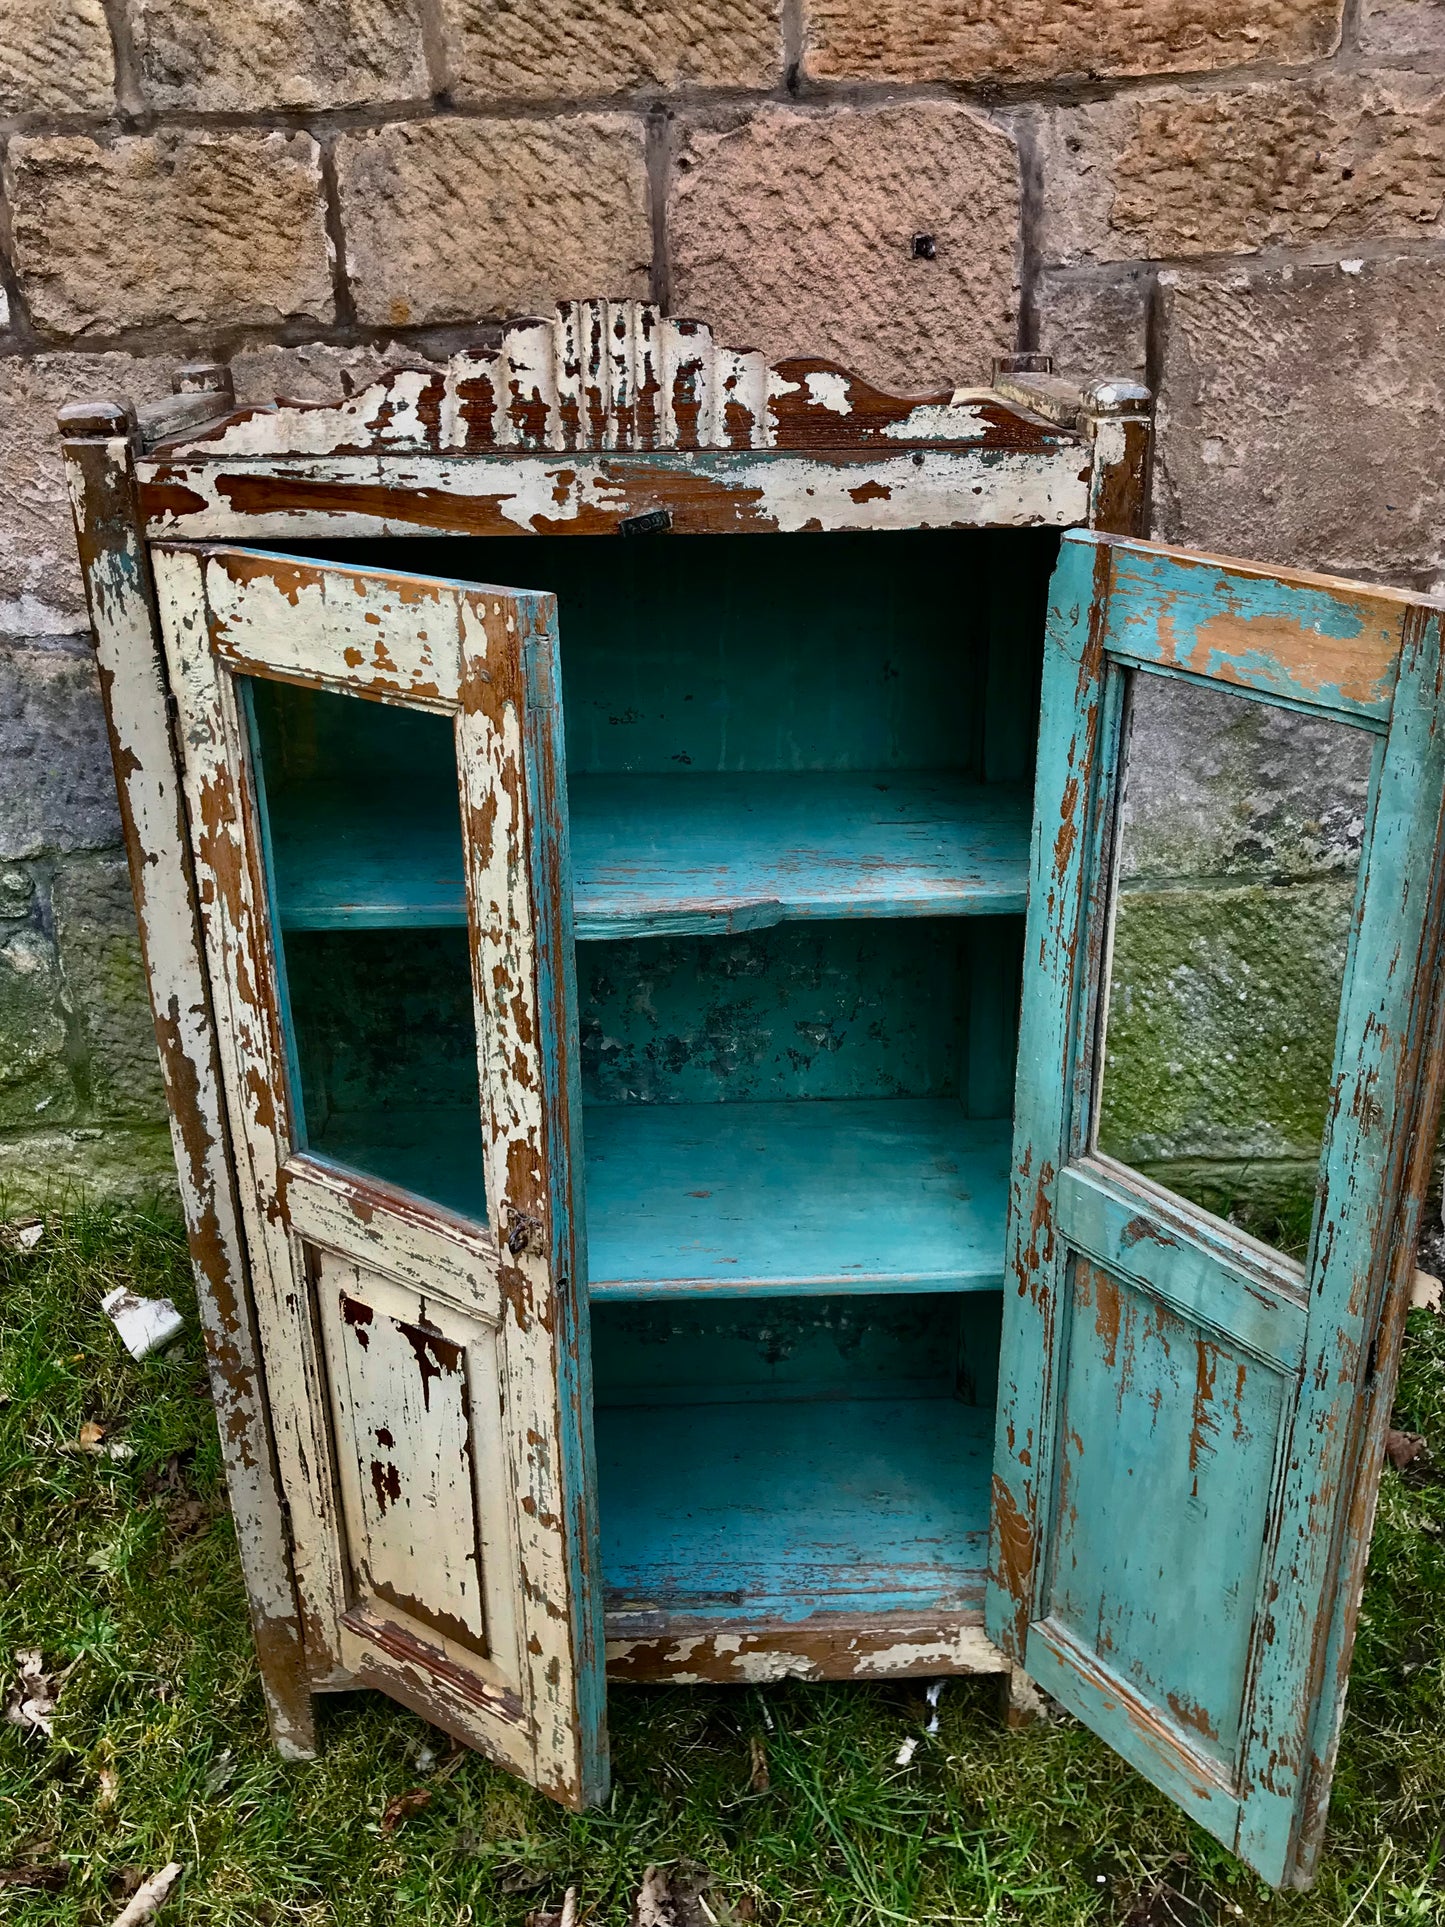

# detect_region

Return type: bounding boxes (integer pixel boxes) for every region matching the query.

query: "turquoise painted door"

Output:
[988,532,1445,1887]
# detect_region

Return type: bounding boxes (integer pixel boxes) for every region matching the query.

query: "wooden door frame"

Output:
[988,532,1445,1884]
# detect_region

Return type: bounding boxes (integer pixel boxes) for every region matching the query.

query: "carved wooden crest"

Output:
[139,299,1147,463]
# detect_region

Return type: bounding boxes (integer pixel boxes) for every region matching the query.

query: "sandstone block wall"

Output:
[0,0,1441,1217]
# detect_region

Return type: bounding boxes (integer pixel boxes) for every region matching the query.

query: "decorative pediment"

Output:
[138,300,1140,463]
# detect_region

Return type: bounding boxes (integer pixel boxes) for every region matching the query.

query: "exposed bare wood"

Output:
[605,1615,1006,1685]
[142,301,1093,464]
[58,408,314,1759]
[151,545,605,1808]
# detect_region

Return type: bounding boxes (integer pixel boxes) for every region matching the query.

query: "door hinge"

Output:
[503,1203,542,1257]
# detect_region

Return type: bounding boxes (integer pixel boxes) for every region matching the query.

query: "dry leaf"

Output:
[109,1860,182,1927]
[748,1735,769,1793]
[635,1868,674,1927]
[1386,1428,1428,1470]
[63,1422,134,1463]
[165,1497,211,1540]
[0,1863,68,1890]
[380,1787,433,1834]
[632,1864,713,1927]
[527,1888,578,1927]
[97,1765,119,1810]
[4,1650,75,1739]
[142,1450,195,1499]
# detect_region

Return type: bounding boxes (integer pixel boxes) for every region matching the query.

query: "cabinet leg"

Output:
[1000,1663,1046,1729]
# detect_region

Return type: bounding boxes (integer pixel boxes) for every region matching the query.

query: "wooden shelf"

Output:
[584,1098,1009,1298]
[266,771,1030,936]
[570,773,1030,936]
[596,1395,992,1620]
[306,1097,1010,1300]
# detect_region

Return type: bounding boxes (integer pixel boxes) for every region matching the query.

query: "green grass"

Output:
[3,1208,1445,1925]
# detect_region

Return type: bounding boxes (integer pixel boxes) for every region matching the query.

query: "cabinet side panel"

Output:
[60,422,313,1756]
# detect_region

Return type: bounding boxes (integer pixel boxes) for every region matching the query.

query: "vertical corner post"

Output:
[57,399,316,1758]
[1082,381,1154,538]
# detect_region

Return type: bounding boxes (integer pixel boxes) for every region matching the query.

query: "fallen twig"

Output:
[109,1861,182,1927]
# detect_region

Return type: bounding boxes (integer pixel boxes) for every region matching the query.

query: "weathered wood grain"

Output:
[583,1099,1009,1298]
[140,304,1088,463]
[605,1615,1005,1684]
[262,770,1030,936]
[597,1396,993,1619]
[137,446,1094,545]
[151,545,608,1809]
[154,542,354,1686]
[988,529,1445,1888]
[59,411,315,1759]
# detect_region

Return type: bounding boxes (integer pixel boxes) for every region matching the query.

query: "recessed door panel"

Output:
[316,1255,518,1674]
[1043,1256,1287,1774]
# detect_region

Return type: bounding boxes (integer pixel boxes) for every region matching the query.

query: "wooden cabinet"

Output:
[60,301,1445,1886]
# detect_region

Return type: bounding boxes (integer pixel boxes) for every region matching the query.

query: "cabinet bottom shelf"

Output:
[596,1394,992,1625]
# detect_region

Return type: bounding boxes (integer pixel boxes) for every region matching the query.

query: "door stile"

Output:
[59,410,315,1757]
[991,537,1120,1658]
[1235,601,1445,1879]
[152,545,352,1680]
[454,591,607,1804]
[1296,884,1445,1880]
[519,618,607,1791]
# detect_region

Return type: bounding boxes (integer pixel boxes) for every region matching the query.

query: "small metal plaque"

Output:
[618,508,672,537]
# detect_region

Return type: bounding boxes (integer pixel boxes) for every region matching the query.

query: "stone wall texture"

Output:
[0,0,1441,1214]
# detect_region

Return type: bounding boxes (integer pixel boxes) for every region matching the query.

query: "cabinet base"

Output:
[604,1612,1005,1684]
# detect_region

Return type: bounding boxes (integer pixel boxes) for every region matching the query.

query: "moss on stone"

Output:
[1098,877,1356,1170]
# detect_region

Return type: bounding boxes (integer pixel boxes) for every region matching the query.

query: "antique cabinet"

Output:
[60,300,1445,1887]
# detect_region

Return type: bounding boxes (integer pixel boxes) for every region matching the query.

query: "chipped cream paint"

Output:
[455,587,600,1801]
[315,1258,524,1697]
[139,447,1091,543]
[149,545,599,1806]
[882,401,990,442]
[60,428,314,1758]
[802,369,851,414]
[153,543,353,1688]
[283,1156,502,1319]
[149,304,1067,462]
[204,550,463,706]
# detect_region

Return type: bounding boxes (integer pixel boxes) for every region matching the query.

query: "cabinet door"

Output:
[151,545,605,1808]
[989,532,1445,1886]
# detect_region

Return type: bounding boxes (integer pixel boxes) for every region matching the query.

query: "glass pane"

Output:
[245,678,487,1224]
[1094,670,1374,1258]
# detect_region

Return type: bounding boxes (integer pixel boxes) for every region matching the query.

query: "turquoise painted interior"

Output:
[246,528,1057,1622]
